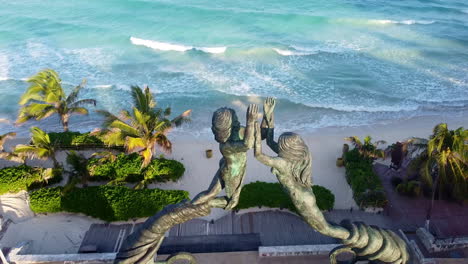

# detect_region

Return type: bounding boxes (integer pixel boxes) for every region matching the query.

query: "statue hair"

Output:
[278,132,312,187]
[212,107,240,143]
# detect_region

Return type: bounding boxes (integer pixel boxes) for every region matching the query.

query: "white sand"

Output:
[0,213,102,254]
[0,191,34,223]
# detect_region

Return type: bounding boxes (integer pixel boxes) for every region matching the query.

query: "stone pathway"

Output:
[375,163,468,237]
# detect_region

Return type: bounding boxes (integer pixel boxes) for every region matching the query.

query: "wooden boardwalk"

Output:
[79,209,401,254]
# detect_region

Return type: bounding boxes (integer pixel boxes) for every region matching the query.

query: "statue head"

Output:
[278,132,312,187]
[212,107,240,143]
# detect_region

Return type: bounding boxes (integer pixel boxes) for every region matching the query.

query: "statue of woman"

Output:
[253,98,409,264]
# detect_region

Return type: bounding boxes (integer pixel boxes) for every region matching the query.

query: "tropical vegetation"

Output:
[86,153,185,188]
[403,124,467,201]
[13,127,60,168]
[29,185,188,221]
[343,148,387,208]
[48,131,107,149]
[235,181,335,211]
[16,69,96,132]
[345,135,386,160]
[97,85,191,167]
[0,165,62,195]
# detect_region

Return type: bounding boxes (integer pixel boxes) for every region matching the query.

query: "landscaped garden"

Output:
[0,69,192,222]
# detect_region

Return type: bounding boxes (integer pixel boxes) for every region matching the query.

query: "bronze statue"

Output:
[254,98,410,264]
[192,104,258,210]
[116,99,410,264]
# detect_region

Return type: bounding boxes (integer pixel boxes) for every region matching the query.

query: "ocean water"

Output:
[0,0,467,136]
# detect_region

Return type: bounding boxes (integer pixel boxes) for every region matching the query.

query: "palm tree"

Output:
[97,85,191,168]
[345,135,386,160]
[66,151,90,187]
[16,69,96,132]
[14,127,59,168]
[422,124,467,199]
[405,124,468,229]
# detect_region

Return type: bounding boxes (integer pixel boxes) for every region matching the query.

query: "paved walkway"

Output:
[375,163,468,237]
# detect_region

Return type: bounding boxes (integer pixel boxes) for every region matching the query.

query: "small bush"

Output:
[312,185,335,211]
[87,153,184,184]
[29,187,62,213]
[344,149,387,208]
[0,165,62,195]
[391,176,403,187]
[235,181,335,211]
[145,158,185,182]
[29,185,189,221]
[48,131,105,148]
[396,181,421,197]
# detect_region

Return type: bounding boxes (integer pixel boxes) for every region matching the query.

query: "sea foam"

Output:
[130,37,226,54]
[273,48,315,56]
[368,19,435,25]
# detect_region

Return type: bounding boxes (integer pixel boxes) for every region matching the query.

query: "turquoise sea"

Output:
[0,0,467,136]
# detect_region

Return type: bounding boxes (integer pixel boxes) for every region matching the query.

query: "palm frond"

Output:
[131,85,155,114]
[345,136,362,148]
[96,109,120,128]
[125,137,147,153]
[69,107,89,115]
[171,109,192,127]
[141,148,153,168]
[155,133,172,153]
[109,119,140,137]
[0,132,16,151]
[66,79,87,104]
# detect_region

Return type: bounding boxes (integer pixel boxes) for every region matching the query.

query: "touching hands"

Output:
[246,104,259,124]
[263,97,276,126]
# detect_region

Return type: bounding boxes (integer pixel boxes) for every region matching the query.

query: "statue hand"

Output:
[263,97,276,122]
[246,104,258,124]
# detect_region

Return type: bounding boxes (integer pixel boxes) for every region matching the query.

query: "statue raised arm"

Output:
[192,104,258,210]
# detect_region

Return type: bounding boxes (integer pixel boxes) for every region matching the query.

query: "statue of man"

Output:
[192,104,258,210]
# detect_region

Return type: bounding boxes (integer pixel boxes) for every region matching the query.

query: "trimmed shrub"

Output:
[235,181,335,211]
[145,158,185,183]
[48,131,105,148]
[344,149,387,208]
[29,187,62,213]
[0,165,62,195]
[87,153,184,184]
[29,185,189,222]
[396,181,421,197]
[313,185,335,211]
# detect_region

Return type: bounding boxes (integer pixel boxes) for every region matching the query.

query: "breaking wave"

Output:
[130,37,227,54]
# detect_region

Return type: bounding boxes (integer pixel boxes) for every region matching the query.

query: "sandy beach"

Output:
[0,114,466,253]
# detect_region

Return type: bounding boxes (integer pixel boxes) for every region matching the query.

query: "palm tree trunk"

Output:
[61,114,69,132]
[426,169,440,230]
[51,155,59,169]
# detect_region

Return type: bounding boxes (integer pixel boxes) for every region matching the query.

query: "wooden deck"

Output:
[79,208,403,254]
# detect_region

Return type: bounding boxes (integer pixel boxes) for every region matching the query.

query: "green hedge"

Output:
[29,185,189,221]
[48,131,104,147]
[235,181,335,211]
[87,153,185,183]
[344,149,387,208]
[0,165,62,195]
